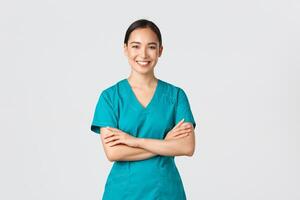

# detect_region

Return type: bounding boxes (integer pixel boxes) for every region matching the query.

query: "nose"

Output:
[140,47,147,58]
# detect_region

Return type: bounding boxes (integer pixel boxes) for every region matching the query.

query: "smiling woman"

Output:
[123,25,163,76]
[90,19,196,200]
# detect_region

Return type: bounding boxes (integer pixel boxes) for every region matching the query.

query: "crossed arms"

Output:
[99,119,196,162]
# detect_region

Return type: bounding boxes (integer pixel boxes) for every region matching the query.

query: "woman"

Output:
[90,19,196,200]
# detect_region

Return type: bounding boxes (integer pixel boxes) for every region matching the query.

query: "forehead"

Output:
[128,28,159,44]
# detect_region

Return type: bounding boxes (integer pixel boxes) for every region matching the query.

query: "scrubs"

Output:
[90,78,196,200]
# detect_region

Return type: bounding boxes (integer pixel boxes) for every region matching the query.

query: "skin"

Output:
[100,27,196,161]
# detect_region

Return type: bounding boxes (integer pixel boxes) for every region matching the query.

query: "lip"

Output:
[136,60,151,67]
[136,61,151,64]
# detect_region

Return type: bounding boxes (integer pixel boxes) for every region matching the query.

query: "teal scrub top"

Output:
[90,78,196,200]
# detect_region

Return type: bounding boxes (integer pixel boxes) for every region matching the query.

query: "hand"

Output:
[165,119,193,140]
[103,127,139,148]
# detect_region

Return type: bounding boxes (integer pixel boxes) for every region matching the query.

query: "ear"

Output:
[158,45,163,57]
[123,43,128,56]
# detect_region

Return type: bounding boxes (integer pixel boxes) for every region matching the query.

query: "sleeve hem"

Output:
[90,121,117,134]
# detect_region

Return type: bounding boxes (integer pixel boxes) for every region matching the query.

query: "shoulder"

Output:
[159,79,187,98]
[97,79,125,101]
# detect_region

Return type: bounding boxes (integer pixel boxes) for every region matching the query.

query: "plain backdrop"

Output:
[0,0,299,199]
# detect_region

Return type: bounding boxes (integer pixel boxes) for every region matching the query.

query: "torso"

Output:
[97,78,195,200]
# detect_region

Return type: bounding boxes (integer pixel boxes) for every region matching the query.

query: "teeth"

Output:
[136,61,150,65]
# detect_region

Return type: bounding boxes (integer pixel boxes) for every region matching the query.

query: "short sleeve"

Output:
[90,91,118,134]
[175,88,196,128]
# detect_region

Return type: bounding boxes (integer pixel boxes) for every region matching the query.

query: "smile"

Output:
[136,61,151,66]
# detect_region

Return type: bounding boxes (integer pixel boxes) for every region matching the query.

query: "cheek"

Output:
[127,51,137,59]
[149,50,160,57]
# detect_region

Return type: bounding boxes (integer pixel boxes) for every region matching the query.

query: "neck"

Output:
[127,71,157,87]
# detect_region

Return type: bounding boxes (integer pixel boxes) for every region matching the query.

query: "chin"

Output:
[131,64,154,73]
[131,66,153,74]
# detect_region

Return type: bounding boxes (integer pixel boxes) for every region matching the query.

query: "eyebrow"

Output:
[129,42,158,46]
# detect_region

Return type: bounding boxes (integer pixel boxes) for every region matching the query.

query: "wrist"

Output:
[135,138,145,148]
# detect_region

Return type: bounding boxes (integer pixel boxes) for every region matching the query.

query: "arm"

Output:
[100,127,157,162]
[137,125,195,157]
[105,121,195,158]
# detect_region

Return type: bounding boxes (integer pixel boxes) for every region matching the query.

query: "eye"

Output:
[149,46,156,49]
[132,45,139,48]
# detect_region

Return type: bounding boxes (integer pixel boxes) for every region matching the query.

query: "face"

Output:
[124,28,163,75]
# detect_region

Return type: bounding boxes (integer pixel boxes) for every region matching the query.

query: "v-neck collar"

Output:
[124,78,161,112]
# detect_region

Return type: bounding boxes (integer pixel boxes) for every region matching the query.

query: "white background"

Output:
[0,0,299,199]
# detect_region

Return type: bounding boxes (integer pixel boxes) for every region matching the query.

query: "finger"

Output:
[175,133,189,139]
[173,119,185,129]
[173,121,191,132]
[103,126,112,132]
[182,122,193,129]
[108,141,117,147]
[105,136,119,143]
[177,125,192,131]
[180,123,192,128]
[106,138,121,146]
[103,132,115,139]
[167,131,187,139]
[174,129,191,135]
[167,132,189,140]
[108,140,121,147]
[101,127,111,134]
[173,127,191,134]
[174,129,191,136]
[103,132,113,138]
[167,127,190,137]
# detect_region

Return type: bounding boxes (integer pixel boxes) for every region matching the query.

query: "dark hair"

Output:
[124,19,162,47]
